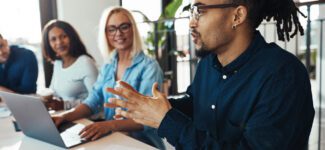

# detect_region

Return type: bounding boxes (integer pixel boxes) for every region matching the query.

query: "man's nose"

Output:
[189,17,198,29]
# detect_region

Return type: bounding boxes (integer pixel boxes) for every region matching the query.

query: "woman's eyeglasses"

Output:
[190,3,239,21]
[106,23,132,36]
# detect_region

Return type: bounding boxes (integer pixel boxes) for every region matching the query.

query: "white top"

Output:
[50,55,98,110]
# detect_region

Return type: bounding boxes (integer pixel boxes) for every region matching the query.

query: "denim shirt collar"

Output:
[111,50,145,67]
[210,31,266,74]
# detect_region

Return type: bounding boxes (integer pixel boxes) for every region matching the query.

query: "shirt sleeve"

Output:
[82,65,106,114]
[168,85,193,118]
[15,51,38,94]
[138,60,164,96]
[81,57,99,95]
[158,62,314,149]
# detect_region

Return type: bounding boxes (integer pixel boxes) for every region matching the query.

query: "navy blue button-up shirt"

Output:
[0,46,38,94]
[158,32,314,149]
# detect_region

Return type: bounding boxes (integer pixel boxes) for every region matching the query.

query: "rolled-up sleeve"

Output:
[82,65,106,114]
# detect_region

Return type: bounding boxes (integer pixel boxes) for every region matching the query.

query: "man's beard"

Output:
[194,44,211,58]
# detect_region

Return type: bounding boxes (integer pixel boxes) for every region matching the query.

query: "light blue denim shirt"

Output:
[83,51,163,120]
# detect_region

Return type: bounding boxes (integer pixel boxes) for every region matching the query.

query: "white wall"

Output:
[57,0,120,66]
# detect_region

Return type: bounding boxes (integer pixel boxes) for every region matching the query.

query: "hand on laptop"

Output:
[79,121,112,141]
[45,97,64,111]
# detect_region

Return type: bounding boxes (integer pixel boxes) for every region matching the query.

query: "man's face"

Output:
[190,0,235,56]
[0,38,10,63]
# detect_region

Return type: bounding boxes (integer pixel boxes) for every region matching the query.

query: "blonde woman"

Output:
[52,7,164,149]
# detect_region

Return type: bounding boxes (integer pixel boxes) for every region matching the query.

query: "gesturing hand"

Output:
[79,121,112,141]
[105,81,172,128]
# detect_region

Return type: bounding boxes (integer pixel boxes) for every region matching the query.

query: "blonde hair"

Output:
[98,6,143,62]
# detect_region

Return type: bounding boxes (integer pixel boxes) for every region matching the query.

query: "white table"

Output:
[0,115,156,150]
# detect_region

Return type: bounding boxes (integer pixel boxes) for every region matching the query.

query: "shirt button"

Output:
[211,105,215,109]
[222,75,227,79]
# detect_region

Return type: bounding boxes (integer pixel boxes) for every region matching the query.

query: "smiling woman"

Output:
[41,20,99,110]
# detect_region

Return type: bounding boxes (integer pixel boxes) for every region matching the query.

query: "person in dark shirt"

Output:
[0,33,38,94]
[105,0,315,149]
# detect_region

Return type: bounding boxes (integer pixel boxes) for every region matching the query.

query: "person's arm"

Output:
[79,118,143,141]
[168,85,193,118]
[82,57,99,95]
[0,86,14,93]
[15,51,38,94]
[62,103,92,121]
[79,63,146,140]
[52,103,92,127]
[158,65,315,149]
[53,64,103,126]
[107,65,314,149]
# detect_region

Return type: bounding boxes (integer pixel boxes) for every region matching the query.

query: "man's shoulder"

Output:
[10,45,35,57]
[256,43,307,74]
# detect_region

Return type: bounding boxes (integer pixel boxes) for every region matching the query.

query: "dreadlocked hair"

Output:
[230,0,306,41]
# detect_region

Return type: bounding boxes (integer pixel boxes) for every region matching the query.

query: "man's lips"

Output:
[191,32,199,44]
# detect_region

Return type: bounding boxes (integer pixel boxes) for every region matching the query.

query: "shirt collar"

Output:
[111,50,145,68]
[210,31,266,74]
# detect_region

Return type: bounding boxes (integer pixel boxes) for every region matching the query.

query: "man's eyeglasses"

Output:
[190,3,239,21]
[106,23,132,36]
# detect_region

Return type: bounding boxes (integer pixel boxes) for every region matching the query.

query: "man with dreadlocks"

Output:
[106,0,315,149]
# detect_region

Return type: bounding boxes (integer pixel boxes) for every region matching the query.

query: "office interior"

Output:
[0,0,324,149]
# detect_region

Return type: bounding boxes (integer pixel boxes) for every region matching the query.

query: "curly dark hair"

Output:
[42,20,93,62]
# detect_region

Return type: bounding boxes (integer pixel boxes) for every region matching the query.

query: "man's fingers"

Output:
[104,98,120,108]
[104,103,119,108]
[118,109,145,120]
[152,82,164,98]
[106,98,137,110]
[113,114,124,120]
[118,81,138,93]
[106,87,124,97]
[106,82,143,100]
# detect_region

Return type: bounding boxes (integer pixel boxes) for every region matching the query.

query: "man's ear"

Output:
[232,5,248,27]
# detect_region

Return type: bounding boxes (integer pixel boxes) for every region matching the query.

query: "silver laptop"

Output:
[0,91,87,148]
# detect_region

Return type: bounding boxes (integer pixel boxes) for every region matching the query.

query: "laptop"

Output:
[0,91,88,148]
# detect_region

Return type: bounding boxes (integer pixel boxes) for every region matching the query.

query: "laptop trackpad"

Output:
[60,123,86,148]
[58,121,77,133]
